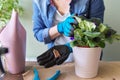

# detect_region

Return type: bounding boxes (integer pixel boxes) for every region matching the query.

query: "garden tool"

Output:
[33,68,40,80]
[33,68,60,80]
[47,70,60,80]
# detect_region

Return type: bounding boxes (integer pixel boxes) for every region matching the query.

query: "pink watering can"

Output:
[0,9,26,74]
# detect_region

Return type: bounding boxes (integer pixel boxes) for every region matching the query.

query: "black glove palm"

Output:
[37,45,71,68]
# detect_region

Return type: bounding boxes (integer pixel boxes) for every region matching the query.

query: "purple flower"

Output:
[70,37,74,40]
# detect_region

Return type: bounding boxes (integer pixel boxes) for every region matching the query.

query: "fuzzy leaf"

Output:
[83,32,100,38]
[70,15,120,48]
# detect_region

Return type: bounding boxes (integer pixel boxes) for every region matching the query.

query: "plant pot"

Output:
[73,47,102,78]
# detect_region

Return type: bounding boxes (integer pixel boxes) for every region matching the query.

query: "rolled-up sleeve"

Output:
[32,1,52,44]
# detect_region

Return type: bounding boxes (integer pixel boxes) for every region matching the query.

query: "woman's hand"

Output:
[51,0,72,15]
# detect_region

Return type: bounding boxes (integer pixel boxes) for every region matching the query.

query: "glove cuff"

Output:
[57,22,63,34]
[64,43,72,53]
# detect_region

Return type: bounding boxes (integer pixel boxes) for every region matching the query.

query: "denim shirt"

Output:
[32,0,105,48]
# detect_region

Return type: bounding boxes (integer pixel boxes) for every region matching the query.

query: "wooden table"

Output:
[2,61,120,80]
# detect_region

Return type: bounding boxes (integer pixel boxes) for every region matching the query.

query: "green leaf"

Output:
[87,40,96,47]
[70,15,120,48]
[89,17,101,26]
[97,41,105,48]
[83,31,100,38]
[98,24,108,32]
[0,0,24,28]
[74,16,82,23]
[74,29,84,40]
[113,34,120,41]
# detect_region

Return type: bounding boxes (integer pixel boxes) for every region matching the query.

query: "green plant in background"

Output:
[0,0,24,29]
[70,16,120,48]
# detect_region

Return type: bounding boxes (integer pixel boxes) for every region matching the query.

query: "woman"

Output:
[32,0,105,68]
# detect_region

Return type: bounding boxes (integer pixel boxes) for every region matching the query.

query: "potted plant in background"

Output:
[70,16,120,78]
[0,0,24,32]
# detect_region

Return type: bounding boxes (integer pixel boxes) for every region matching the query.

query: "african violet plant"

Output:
[70,16,120,48]
[0,0,24,29]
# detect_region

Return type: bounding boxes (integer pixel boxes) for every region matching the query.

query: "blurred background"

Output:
[19,0,120,61]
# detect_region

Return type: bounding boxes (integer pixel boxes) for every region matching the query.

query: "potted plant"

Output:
[70,16,120,78]
[0,0,24,32]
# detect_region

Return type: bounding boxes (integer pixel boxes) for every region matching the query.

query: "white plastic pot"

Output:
[73,47,102,78]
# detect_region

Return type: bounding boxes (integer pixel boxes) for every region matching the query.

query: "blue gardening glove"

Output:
[57,15,77,37]
[37,43,72,68]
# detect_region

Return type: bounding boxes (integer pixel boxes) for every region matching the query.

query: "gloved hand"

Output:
[37,43,72,68]
[57,15,77,37]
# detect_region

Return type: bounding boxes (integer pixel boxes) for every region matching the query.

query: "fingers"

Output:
[55,45,71,65]
[44,58,57,68]
[64,23,74,37]
[54,45,70,54]
[37,46,60,67]
[56,53,69,65]
[67,17,76,23]
[37,52,49,62]
[37,47,55,65]
[38,53,54,65]
[66,23,74,31]
[63,16,78,37]
[37,47,53,61]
